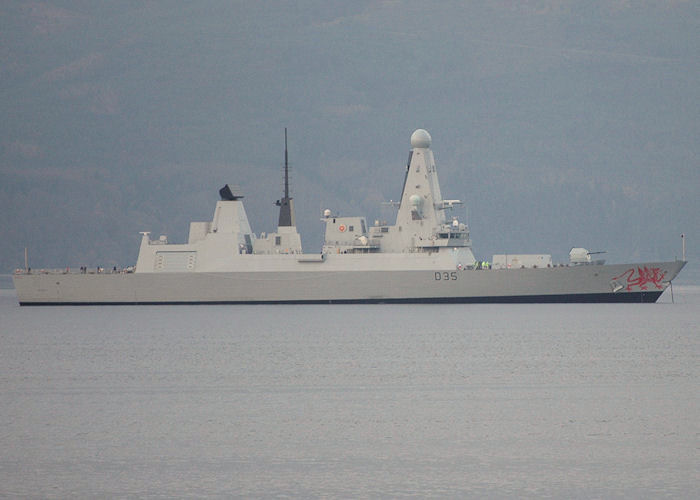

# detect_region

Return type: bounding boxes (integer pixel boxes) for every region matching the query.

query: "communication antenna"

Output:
[681,233,686,261]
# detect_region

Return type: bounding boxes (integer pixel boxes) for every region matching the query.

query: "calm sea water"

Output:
[1,286,698,498]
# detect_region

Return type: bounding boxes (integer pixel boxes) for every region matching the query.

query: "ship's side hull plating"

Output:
[13,260,685,305]
[13,292,664,305]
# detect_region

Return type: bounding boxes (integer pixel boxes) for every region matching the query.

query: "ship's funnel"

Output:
[219,184,244,201]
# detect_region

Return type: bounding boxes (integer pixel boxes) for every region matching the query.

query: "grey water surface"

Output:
[1,288,698,498]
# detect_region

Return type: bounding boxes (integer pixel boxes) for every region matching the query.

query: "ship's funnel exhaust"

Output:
[219,184,243,201]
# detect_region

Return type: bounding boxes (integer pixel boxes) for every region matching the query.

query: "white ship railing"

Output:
[14,266,135,275]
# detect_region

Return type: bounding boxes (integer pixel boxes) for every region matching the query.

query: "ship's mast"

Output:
[284,128,290,201]
[276,128,295,227]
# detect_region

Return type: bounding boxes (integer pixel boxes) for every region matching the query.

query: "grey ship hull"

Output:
[13,260,686,305]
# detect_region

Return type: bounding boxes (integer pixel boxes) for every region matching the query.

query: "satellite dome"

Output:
[409,194,423,207]
[410,129,431,149]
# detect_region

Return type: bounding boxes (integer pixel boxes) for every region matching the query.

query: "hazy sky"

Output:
[1,1,698,279]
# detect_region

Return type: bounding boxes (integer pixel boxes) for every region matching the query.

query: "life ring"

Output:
[338,224,346,232]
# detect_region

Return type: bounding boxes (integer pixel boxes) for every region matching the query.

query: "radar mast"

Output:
[276,128,295,227]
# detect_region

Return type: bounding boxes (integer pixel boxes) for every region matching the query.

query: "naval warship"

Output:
[13,129,685,305]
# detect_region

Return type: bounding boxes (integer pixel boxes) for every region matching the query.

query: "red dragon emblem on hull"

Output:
[611,267,666,291]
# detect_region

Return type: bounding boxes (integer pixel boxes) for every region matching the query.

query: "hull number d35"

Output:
[435,271,458,281]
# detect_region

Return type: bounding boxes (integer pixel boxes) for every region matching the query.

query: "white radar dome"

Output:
[323,209,331,218]
[410,129,431,149]
[409,194,423,207]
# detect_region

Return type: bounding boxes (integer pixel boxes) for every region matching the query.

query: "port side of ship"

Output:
[13,129,686,305]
